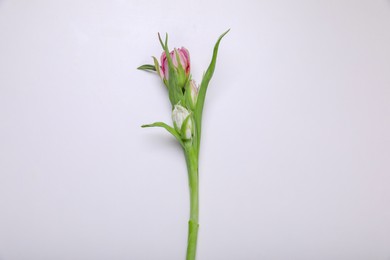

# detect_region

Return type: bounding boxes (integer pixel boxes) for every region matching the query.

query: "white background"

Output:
[1,0,390,259]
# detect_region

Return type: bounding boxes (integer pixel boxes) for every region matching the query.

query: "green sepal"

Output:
[137,64,156,71]
[180,115,193,141]
[184,76,195,111]
[174,48,187,89]
[152,56,167,86]
[158,33,175,72]
[142,122,183,146]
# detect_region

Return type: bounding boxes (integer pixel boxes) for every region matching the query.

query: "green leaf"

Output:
[142,122,183,146]
[137,64,156,71]
[194,29,230,149]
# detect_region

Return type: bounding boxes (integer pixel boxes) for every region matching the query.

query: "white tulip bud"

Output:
[172,104,194,140]
[172,104,190,132]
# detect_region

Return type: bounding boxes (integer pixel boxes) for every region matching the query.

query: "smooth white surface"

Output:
[1,1,390,259]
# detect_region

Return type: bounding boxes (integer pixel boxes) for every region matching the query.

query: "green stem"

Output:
[184,142,199,260]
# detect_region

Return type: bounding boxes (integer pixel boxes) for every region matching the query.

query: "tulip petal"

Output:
[174,48,184,71]
[172,48,179,67]
[179,47,190,73]
[180,47,190,63]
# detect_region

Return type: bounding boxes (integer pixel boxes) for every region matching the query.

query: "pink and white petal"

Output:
[160,51,166,68]
[178,51,186,66]
[171,49,179,67]
[180,47,190,63]
[163,60,169,79]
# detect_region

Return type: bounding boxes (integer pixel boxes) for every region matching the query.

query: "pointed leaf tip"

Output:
[194,29,230,149]
[158,32,165,49]
[222,29,230,36]
[137,64,156,71]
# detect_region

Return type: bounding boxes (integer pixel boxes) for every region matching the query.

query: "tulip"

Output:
[172,104,194,140]
[172,104,190,132]
[139,30,230,260]
[161,47,190,88]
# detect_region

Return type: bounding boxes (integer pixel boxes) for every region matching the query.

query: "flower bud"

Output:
[188,80,199,109]
[161,47,190,88]
[172,104,190,132]
[172,104,193,140]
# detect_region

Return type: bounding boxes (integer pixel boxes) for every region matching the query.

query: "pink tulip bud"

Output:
[160,47,190,83]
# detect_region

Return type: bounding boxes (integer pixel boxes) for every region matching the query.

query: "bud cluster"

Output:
[151,38,200,141]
